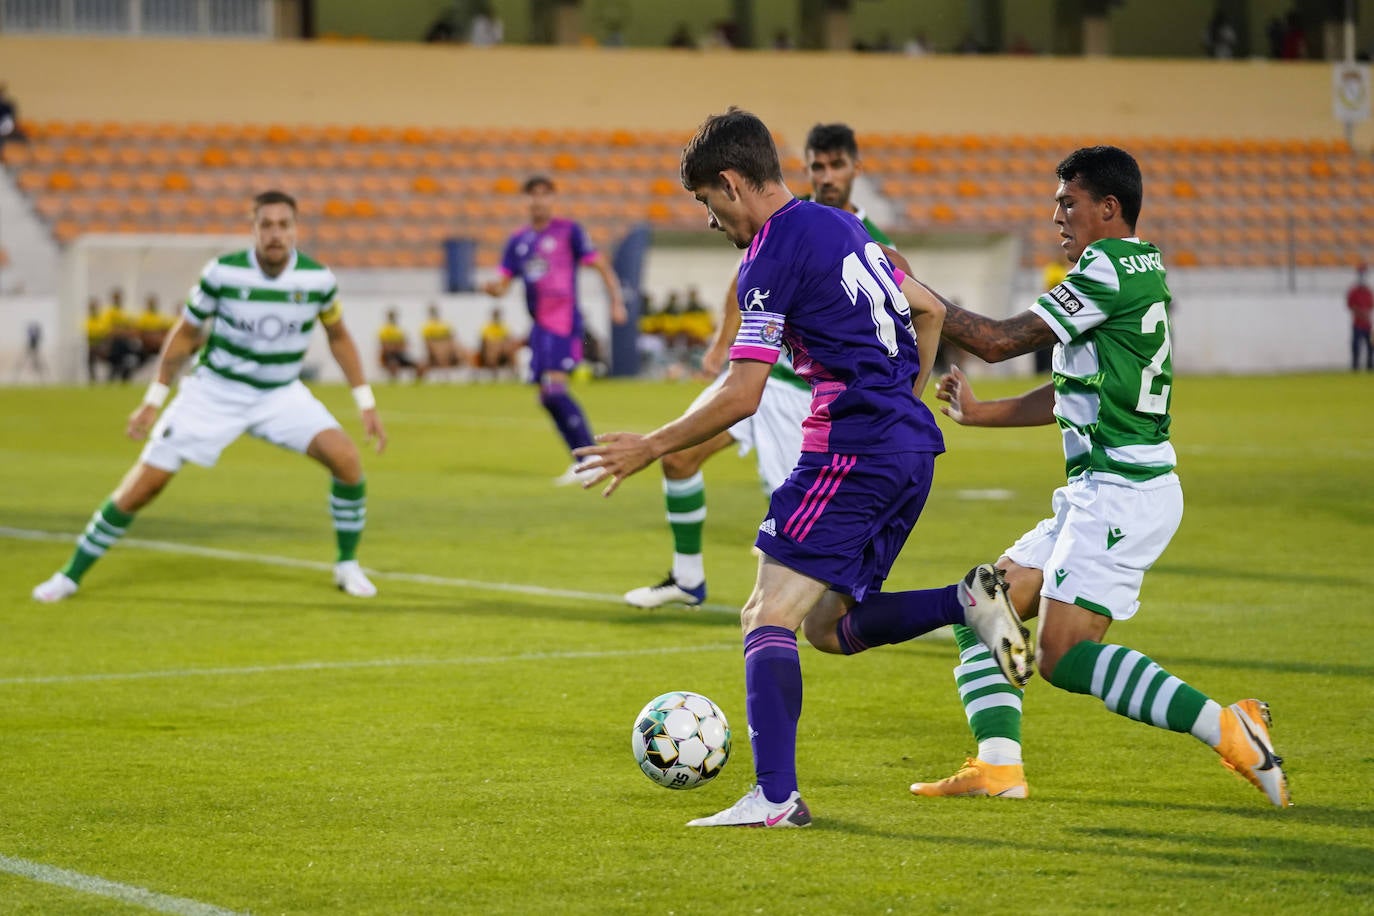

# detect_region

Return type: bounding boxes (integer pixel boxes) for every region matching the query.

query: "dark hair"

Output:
[680,107,784,192]
[523,175,555,194]
[804,122,858,159]
[1056,146,1142,229]
[253,189,297,214]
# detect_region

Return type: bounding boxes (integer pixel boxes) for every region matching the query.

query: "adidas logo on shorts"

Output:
[759,518,777,537]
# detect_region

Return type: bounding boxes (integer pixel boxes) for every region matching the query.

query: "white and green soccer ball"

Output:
[631,691,732,790]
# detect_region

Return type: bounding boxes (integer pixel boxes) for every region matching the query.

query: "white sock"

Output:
[978,738,1023,766]
[672,553,705,589]
[1190,700,1224,747]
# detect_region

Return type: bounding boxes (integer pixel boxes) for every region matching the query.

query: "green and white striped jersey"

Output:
[1030,237,1176,484]
[184,249,341,390]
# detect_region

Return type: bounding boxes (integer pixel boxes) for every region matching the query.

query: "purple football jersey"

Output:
[728,198,944,455]
[499,218,598,336]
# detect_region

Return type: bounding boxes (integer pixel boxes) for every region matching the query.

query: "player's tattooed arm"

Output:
[919,284,1058,363]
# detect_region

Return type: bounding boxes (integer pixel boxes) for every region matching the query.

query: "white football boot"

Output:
[32,572,79,603]
[959,563,1033,688]
[687,785,812,828]
[333,561,378,598]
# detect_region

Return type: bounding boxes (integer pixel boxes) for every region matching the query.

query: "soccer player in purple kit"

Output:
[483,175,627,485]
[575,109,1030,827]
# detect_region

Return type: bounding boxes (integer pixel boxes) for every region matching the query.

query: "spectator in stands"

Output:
[772,30,794,51]
[1280,10,1307,60]
[1348,263,1373,371]
[84,298,110,384]
[378,307,425,382]
[1008,34,1035,55]
[104,288,141,383]
[421,303,469,376]
[1265,16,1284,58]
[904,31,932,56]
[469,1,503,47]
[477,306,518,378]
[668,23,694,49]
[1205,9,1239,59]
[955,32,982,54]
[137,293,173,369]
[0,82,28,157]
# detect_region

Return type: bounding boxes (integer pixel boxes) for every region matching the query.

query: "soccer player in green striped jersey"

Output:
[622,123,891,609]
[910,146,1289,806]
[32,190,388,603]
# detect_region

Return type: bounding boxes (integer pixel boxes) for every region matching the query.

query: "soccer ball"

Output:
[631,691,732,790]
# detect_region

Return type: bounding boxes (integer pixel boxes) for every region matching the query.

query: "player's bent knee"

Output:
[800,613,843,654]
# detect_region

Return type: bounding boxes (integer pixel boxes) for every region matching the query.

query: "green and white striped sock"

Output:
[331,478,366,563]
[952,624,1024,765]
[62,498,135,583]
[664,472,705,587]
[1049,640,1221,742]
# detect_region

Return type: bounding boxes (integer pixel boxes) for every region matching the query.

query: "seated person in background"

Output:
[137,293,174,367]
[84,298,110,383]
[678,287,716,355]
[378,307,425,382]
[420,302,470,372]
[477,307,518,375]
[104,288,142,383]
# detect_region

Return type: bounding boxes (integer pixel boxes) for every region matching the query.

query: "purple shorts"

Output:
[755,450,937,602]
[528,325,583,381]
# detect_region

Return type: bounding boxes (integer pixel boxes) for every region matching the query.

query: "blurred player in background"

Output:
[32,190,387,603]
[623,122,890,609]
[909,146,1288,807]
[483,175,626,485]
[578,109,1024,828]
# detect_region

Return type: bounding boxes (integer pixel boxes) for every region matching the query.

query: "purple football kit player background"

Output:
[487,182,628,479]
[499,217,593,380]
[728,198,944,602]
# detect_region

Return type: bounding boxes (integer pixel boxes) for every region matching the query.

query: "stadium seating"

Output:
[3,120,1368,270]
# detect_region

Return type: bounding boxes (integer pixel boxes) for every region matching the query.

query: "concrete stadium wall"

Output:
[0,38,1365,147]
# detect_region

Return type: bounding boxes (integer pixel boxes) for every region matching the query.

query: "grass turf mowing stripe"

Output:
[0,526,741,613]
[0,853,246,916]
[0,644,739,687]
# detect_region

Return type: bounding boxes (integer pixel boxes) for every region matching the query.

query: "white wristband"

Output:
[143,381,170,408]
[351,384,376,411]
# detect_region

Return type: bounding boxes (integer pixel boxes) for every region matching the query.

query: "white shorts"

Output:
[689,373,809,493]
[1003,472,1183,621]
[140,373,341,473]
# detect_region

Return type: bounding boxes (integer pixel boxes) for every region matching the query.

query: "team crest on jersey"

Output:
[761,319,784,345]
[291,289,306,303]
[238,288,250,300]
[525,256,550,281]
[1048,282,1085,315]
[539,236,558,254]
[744,287,771,311]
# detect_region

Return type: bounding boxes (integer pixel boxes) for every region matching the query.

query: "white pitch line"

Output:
[0,643,738,687]
[0,526,740,613]
[0,853,246,916]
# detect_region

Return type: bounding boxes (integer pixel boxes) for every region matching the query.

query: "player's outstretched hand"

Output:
[935,365,977,425]
[362,408,388,454]
[126,403,159,440]
[572,432,655,497]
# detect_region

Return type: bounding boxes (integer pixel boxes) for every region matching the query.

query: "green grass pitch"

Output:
[1,373,1371,914]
